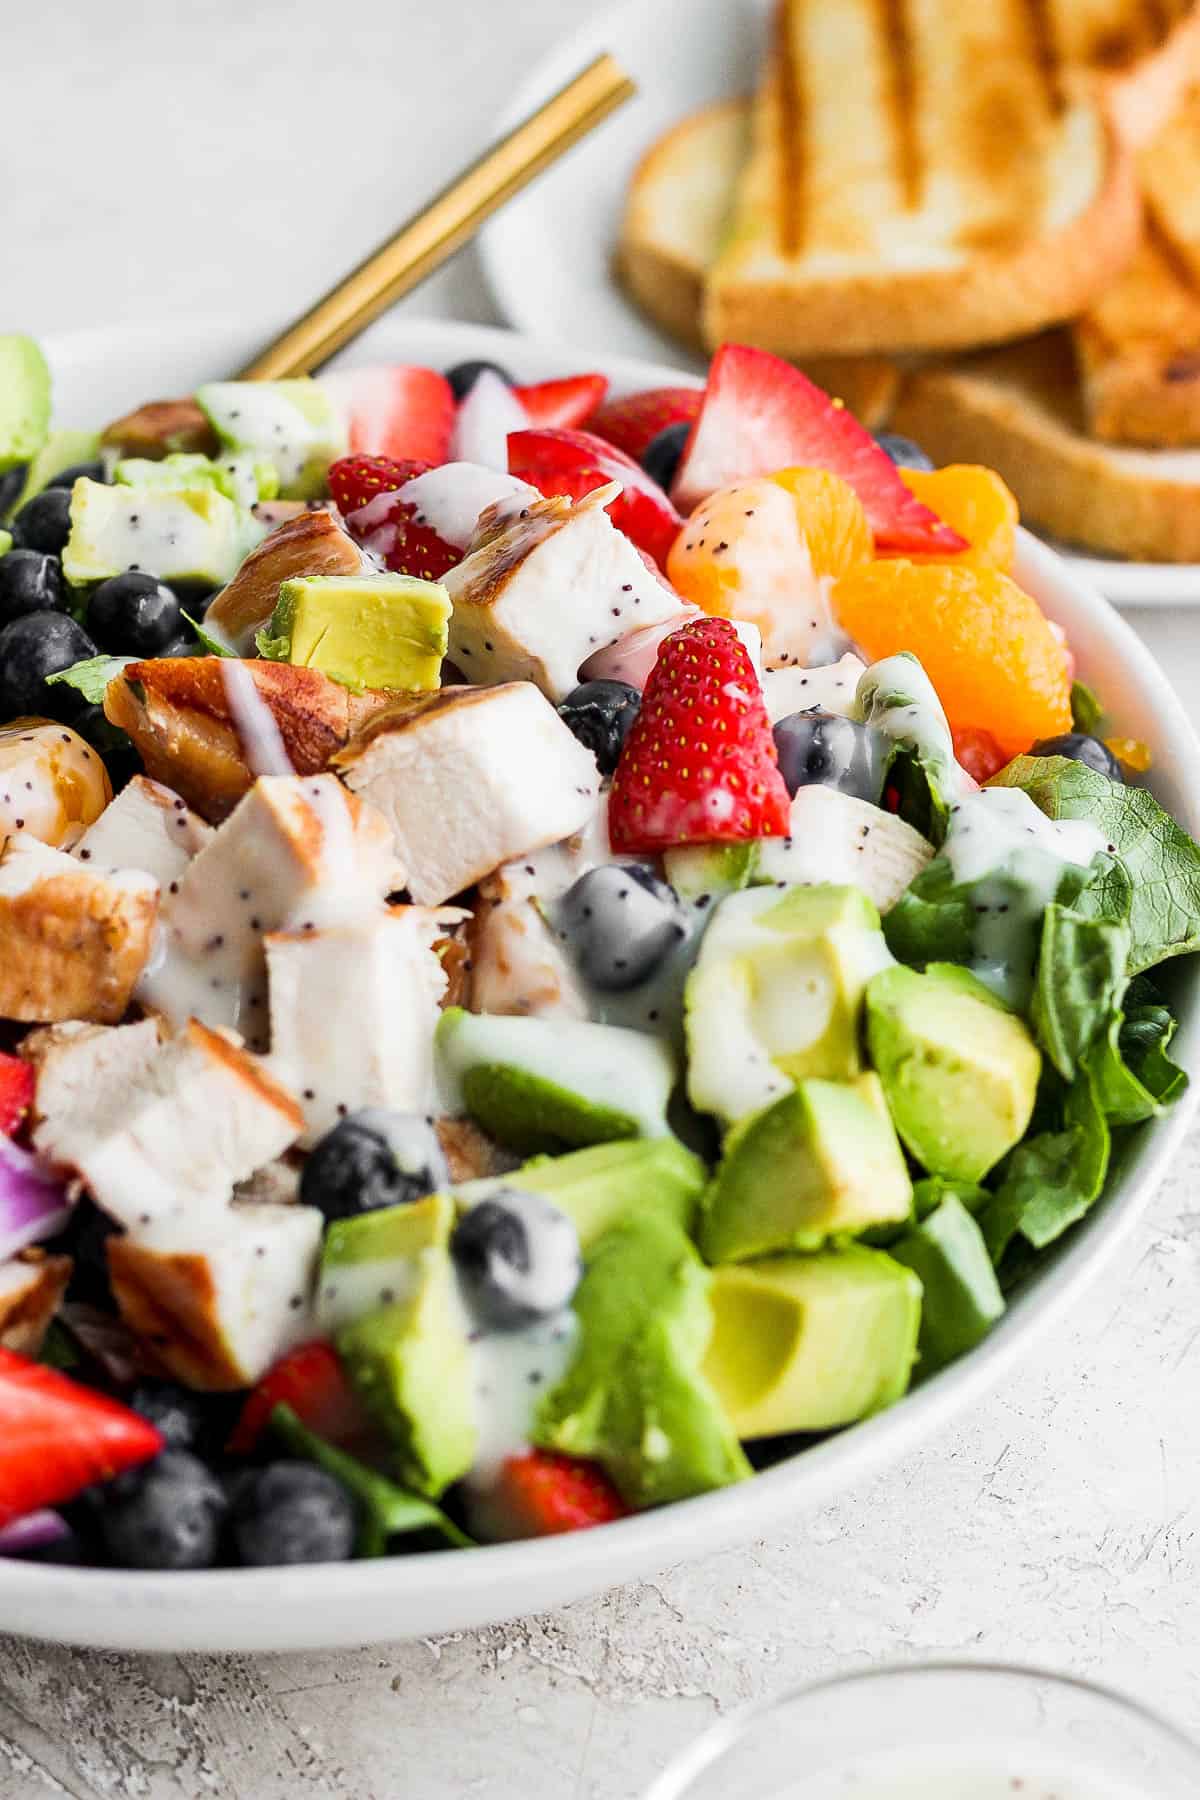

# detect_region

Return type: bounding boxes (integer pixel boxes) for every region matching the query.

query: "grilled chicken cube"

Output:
[24,1018,163,1154]
[206,508,370,654]
[0,1252,73,1355]
[100,395,219,460]
[435,1116,520,1183]
[40,1019,303,1233]
[0,834,158,1024]
[0,719,112,850]
[443,490,681,702]
[107,1201,322,1389]
[265,907,449,1145]
[334,683,600,905]
[103,657,396,823]
[74,775,212,887]
[139,774,402,1043]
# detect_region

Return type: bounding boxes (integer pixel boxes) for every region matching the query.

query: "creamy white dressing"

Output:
[856,654,977,807]
[390,463,538,551]
[220,662,295,778]
[467,1307,579,1482]
[943,786,1108,1005]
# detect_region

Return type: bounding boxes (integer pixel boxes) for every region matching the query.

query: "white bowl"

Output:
[3,315,1197,1653]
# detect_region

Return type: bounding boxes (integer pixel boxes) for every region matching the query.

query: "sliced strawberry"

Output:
[321,365,455,466]
[952,726,1010,784]
[0,1055,35,1138]
[507,426,683,568]
[227,1340,370,1456]
[587,386,702,462]
[671,345,967,554]
[328,454,430,517]
[512,373,608,431]
[609,616,791,853]
[496,1450,628,1536]
[0,1349,163,1527]
[345,489,461,582]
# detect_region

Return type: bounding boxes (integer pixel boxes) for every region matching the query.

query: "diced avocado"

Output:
[455,1137,708,1250]
[663,842,754,902]
[700,1073,913,1263]
[6,428,100,518]
[889,1194,1005,1375]
[261,574,450,693]
[316,1191,455,1333]
[702,1245,922,1436]
[62,478,263,587]
[336,1244,475,1496]
[0,336,51,475]
[865,962,1041,1182]
[115,451,278,508]
[685,883,894,1128]
[535,1213,750,1506]
[0,531,10,560]
[195,378,347,500]
[436,1008,676,1154]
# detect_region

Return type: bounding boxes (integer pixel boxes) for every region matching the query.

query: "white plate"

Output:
[2,314,1198,1654]
[478,0,1200,611]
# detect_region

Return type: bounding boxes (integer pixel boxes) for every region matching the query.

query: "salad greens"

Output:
[271,1406,472,1553]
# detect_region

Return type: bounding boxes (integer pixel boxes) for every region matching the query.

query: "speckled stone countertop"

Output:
[4,2,1200,1793]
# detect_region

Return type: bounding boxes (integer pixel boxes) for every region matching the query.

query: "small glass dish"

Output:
[643,1663,1200,1799]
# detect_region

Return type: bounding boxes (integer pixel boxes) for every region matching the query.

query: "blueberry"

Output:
[641,420,691,491]
[1031,731,1124,782]
[229,1461,357,1567]
[0,465,28,517]
[87,570,183,657]
[156,631,199,658]
[0,548,68,624]
[10,486,73,557]
[451,1189,581,1329]
[128,1380,228,1455]
[445,359,511,401]
[873,432,934,471]
[53,1195,118,1305]
[89,1449,227,1570]
[557,679,641,775]
[44,460,107,489]
[556,862,684,991]
[74,705,142,793]
[773,709,888,803]
[0,611,97,721]
[300,1109,449,1223]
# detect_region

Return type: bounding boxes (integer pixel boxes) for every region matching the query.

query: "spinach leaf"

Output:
[182,611,236,657]
[882,857,977,969]
[1120,985,1188,1108]
[991,755,1200,976]
[1031,904,1130,1081]
[981,1064,1110,1258]
[270,1405,472,1553]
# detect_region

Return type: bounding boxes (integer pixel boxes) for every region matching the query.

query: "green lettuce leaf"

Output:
[45,654,136,705]
[981,1064,1110,1260]
[182,611,236,657]
[1032,904,1130,1081]
[991,755,1200,976]
[270,1405,472,1553]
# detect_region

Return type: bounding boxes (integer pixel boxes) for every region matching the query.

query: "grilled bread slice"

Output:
[889,332,1200,562]
[1076,82,1200,444]
[618,98,901,427]
[1056,0,1200,145]
[704,0,1142,357]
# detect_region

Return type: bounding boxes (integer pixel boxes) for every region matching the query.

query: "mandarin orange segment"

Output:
[892,466,1019,572]
[666,469,871,669]
[834,560,1071,756]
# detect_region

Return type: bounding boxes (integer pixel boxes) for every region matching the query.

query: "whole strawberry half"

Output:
[512,373,608,430]
[328,454,430,516]
[346,489,461,582]
[587,386,702,462]
[508,426,683,568]
[321,365,456,466]
[0,1348,163,1528]
[671,344,967,555]
[609,616,791,853]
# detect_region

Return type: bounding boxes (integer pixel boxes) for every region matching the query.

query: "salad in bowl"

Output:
[0,327,1194,1585]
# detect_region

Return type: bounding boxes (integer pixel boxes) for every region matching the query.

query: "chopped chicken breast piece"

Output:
[0,719,112,850]
[23,1019,162,1151]
[435,1116,520,1183]
[0,1252,72,1355]
[266,906,449,1145]
[442,491,681,701]
[206,508,371,654]
[107,1201,322,1389]
[334,683,599,905]
[0,834,158,1024]
[138,774,402,1045]
[74,775,213,887]
[233,1159,301,1208]
[40,1019,303,1234]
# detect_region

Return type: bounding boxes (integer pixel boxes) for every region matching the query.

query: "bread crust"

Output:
[890,335,1200,562]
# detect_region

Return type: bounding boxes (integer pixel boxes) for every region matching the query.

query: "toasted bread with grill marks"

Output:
[889,332,1200,562]
[704,0,1142,358]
